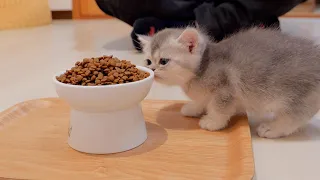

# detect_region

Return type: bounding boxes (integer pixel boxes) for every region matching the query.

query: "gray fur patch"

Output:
[150,28,183,55]
[216,94,234,109]
[196,45,210,76]
[144,27,320,127]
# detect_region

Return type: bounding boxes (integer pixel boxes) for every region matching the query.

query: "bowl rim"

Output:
[53,66,154,89]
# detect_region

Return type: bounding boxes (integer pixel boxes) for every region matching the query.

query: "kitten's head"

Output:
[137,27,208,86]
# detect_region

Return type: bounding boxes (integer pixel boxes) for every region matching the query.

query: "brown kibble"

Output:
[83,58,90,63]
[85,70,90,76]
[108,75,115,81]
[113,72,119,77]
[98,72,104,79]
[90,64,97,69]
[61,76,66,82]
[56,55,150,86]
[122,76,128,80]
[110,61,116,66]
[94,58,99,63]
[101,77,108,82]
[133,77,139,81]
[116,63,121,67]
[76,75,83,81]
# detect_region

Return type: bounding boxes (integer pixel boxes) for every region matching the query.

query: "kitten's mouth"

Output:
[154,75,175,86]
[154,76,163,80]
[154,75,164,81]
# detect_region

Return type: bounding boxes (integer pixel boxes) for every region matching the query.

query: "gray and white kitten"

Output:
[138,27,320,138]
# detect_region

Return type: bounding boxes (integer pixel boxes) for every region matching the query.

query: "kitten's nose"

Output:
[151,68,155,71]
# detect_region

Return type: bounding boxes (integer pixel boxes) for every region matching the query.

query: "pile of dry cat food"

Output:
[56,55,150,86]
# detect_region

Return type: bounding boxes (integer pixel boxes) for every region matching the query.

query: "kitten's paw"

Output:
[257,123,284,139]
[181,103,204,117]
[199,116,227,131]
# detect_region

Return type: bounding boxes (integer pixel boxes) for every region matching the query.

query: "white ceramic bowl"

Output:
[53,66,154,154]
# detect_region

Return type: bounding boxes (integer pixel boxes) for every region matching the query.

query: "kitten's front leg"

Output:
[199,94,236,131]
[180,82,207,118]
[181,101,206,118]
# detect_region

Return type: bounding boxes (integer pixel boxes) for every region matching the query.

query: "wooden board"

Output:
[282,0,318,18]
[0,98,254,180]
[282,12,320,18]
[73,0,112,19]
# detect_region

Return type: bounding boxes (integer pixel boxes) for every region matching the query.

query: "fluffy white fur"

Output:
[138,27,320,138]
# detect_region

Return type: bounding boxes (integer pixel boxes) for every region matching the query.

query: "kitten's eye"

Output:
[159,58,170,65]
[146,59,152,66]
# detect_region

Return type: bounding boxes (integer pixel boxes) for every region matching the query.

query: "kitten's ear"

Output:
[137,34,152,47]
[177,28,199,53]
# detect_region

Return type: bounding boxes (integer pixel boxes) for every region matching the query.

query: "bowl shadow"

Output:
[155,102,244,131]
[156,103,199,130]
[102,36,133,51]
[81,122,168,157]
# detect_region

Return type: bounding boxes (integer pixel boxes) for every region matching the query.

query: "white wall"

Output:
[48,0,72,11]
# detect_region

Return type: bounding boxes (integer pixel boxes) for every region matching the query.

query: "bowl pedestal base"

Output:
[68,105,147,154]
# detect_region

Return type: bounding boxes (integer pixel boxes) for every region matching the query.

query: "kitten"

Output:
[138,27,320,138]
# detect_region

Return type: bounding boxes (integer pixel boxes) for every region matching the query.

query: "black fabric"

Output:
[130,17,167,52]
[96,0,202,25]
[96,0,305,42]
[130,17,196,51]
[193,0,305,40]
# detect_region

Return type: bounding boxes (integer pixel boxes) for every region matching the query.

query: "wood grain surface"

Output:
[0,98,254,180]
